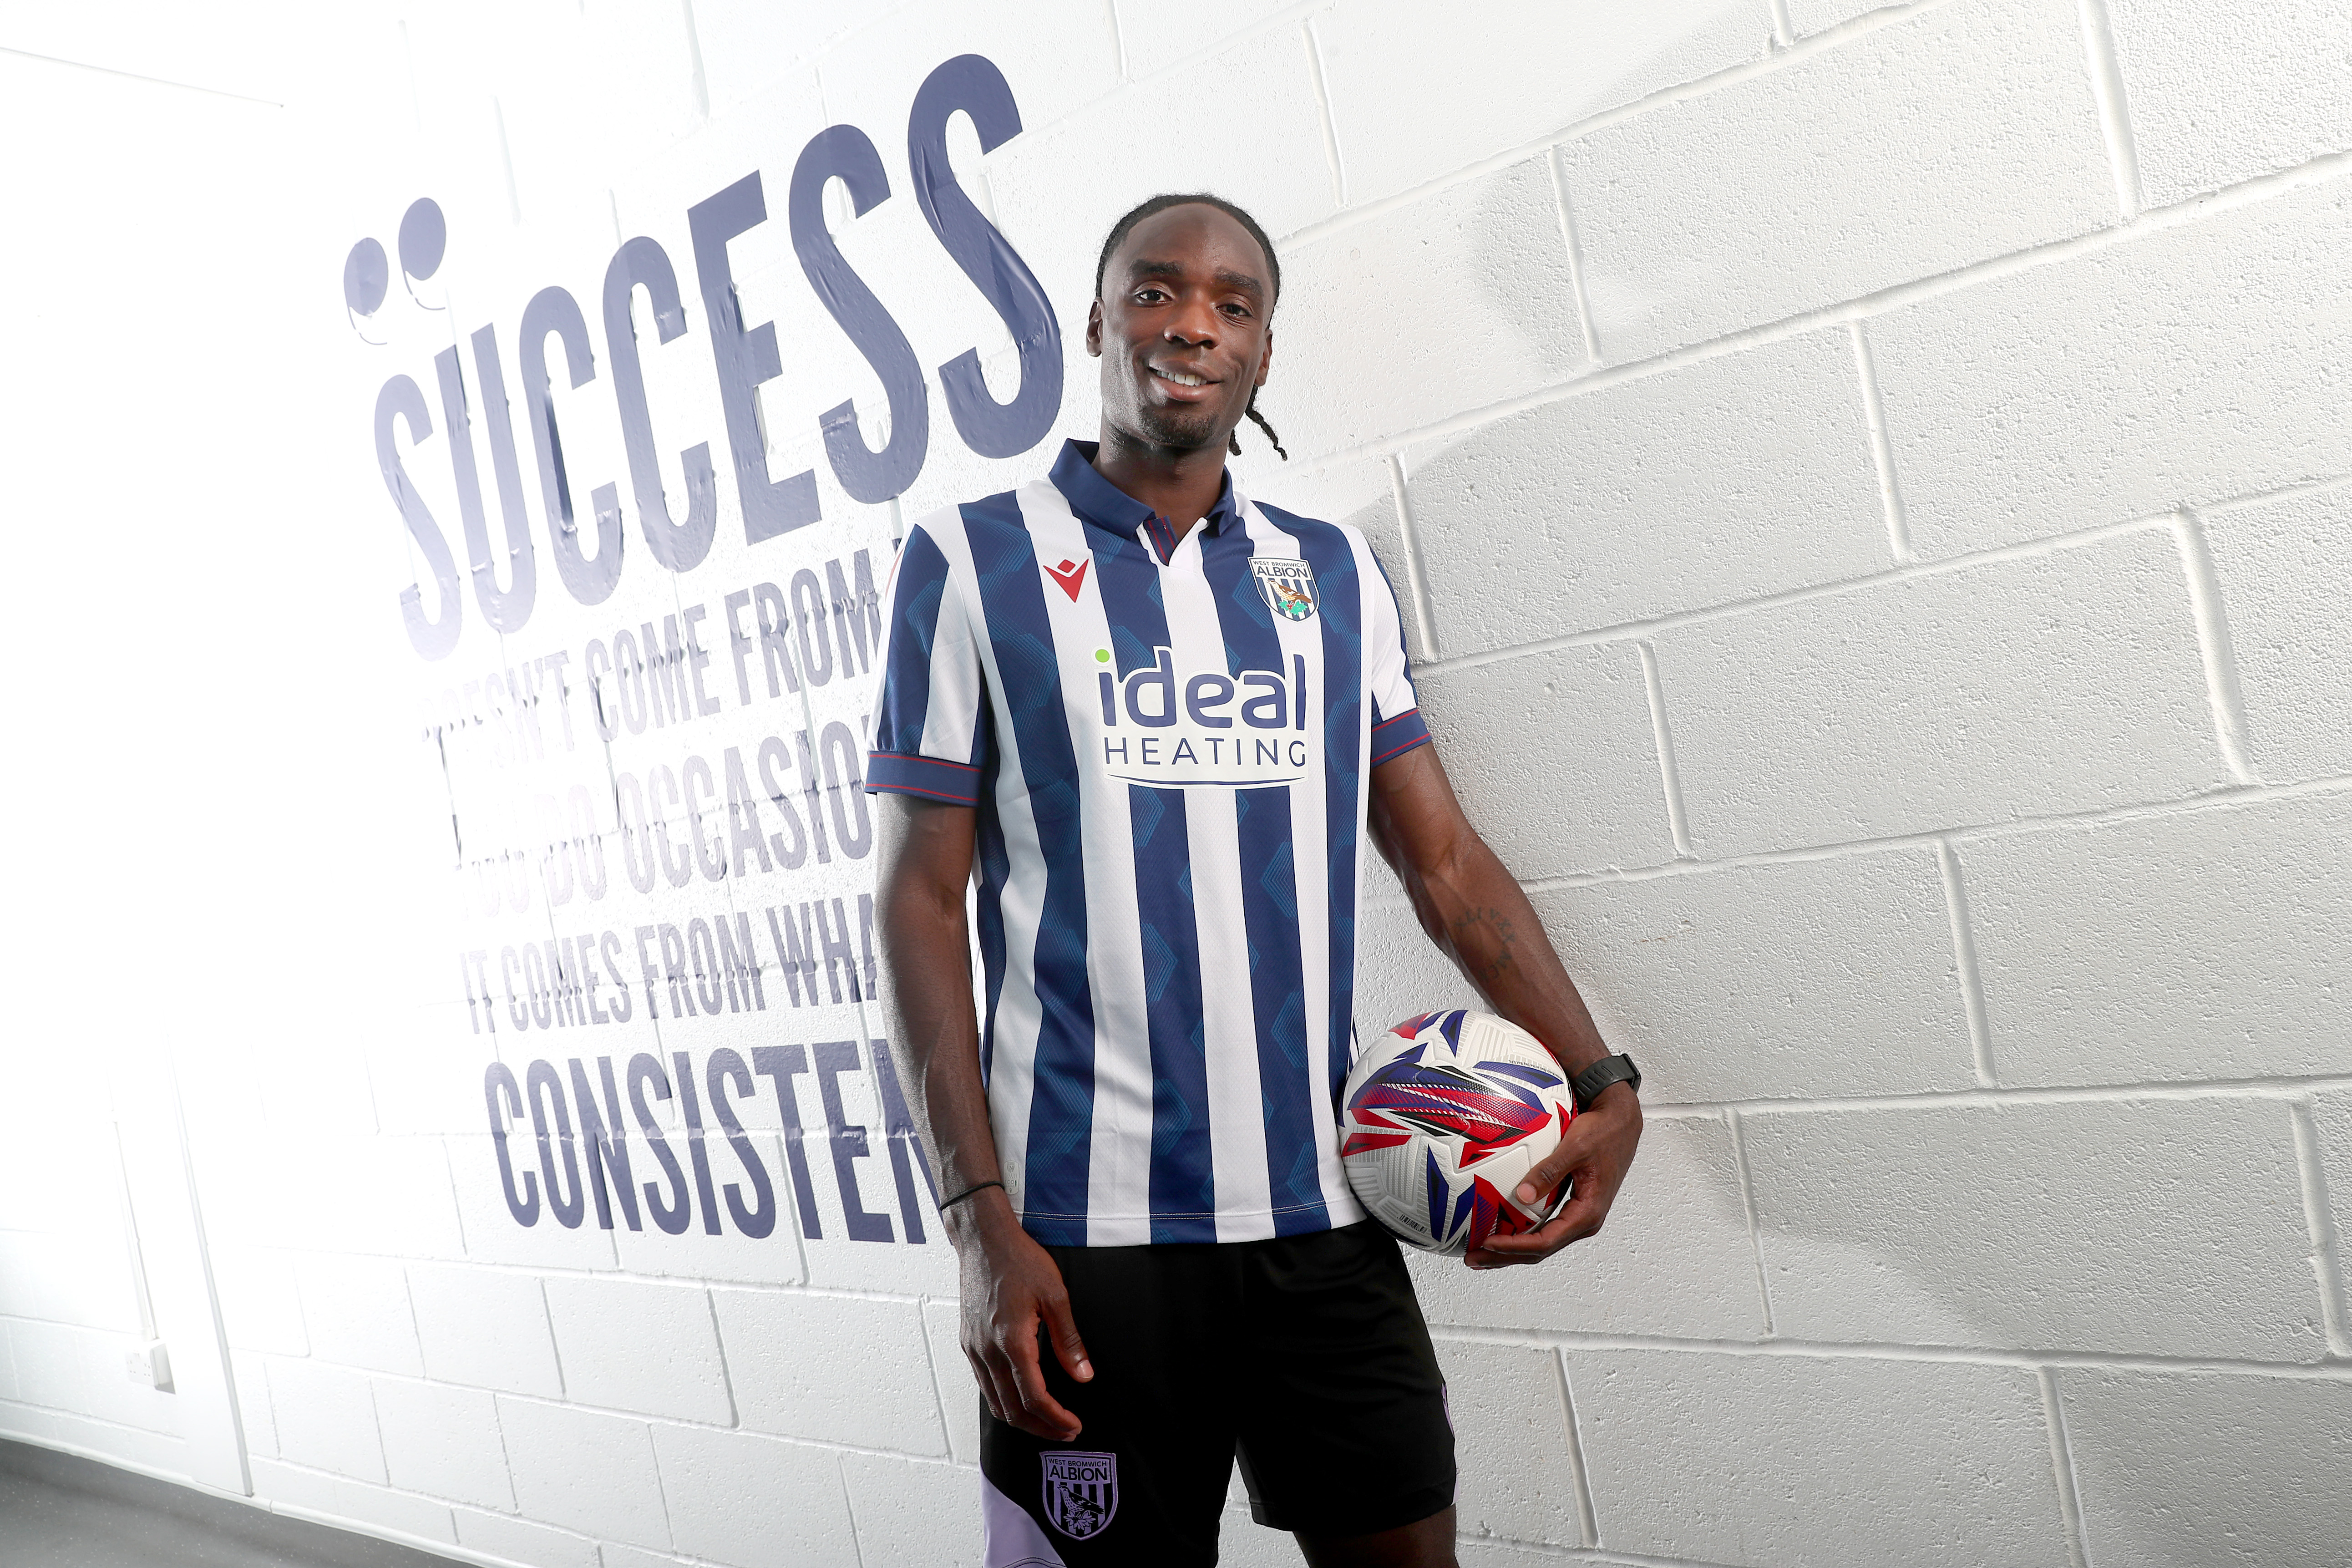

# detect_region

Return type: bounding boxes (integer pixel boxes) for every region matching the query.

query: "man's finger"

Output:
[1037,1292,1094,1384]
[1006,1326,1084,1440]
[967,1344,1016,1427]
[1515,1122,1595,1208]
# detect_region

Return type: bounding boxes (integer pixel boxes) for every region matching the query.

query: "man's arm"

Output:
[873,791,1092,1437]
[1366,742,1642,1269]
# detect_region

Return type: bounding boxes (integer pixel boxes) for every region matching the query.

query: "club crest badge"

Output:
[1252,557,1319,622]
[1041,1451,1118,1540]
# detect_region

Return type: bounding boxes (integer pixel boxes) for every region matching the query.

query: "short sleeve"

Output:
[1360,537,1431,768]
[865,519,992,804]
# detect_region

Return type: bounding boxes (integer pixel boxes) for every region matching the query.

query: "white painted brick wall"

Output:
[2205,483,2352,780]
[1961,793,2352,1084]
[1433,1340,1584,1547]
[539,1277,733,1426]
[1414,643,1672,877]
[1272,157,1590,461]
[8,3,2350,1565]
[650,1424,862,1568]
[405,1264,566,1398]
[1655,529,2228,856]
[1870,179,2352,558]
[1563,1349,2070,1565]
[372,1377,514,1512]
[2106,0,2352,208]
[1743,1098,2323,1359]
[1531,847,1977,1102]
[496,1398,672,1551]
[2059,1366,2352,1568]
[1562,0,2115,360]
[1404,330,1891,657]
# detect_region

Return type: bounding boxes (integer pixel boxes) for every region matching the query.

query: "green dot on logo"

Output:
[1095,648,1110,664]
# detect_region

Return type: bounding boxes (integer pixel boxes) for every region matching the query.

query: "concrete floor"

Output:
[0,1441,449,1568]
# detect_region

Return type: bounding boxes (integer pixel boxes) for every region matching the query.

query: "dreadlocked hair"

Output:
[1095,192,1289,462]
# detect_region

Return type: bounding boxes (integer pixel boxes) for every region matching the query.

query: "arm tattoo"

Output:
[1448,905,1522,987]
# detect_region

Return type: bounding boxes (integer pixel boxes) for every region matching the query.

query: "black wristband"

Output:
[1569,1054,1641,1111]
[938,1179,1004,1214]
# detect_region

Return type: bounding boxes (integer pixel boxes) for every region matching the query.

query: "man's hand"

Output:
[950,1192,1093,1440]
[1464,1083,1642,1269]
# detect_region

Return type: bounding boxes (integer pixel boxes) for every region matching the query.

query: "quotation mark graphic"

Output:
[344,197,447,341]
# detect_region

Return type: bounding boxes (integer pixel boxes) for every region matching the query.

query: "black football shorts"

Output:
[979,1219,1455,1566]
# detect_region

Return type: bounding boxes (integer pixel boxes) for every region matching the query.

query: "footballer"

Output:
[870,193,1644,1568]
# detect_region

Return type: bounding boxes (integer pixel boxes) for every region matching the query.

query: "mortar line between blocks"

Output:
[836,1451,870,1568]
[1384,454,1440,660]
[1720,1110,1777,1337]
[535,1279,570,1401]
[912,1304,961,1464]
[1301,16,1348,210]
[1848,320,1912,563]
[2038,1367,2094,1568]
[1766,0,1796,48]
[2173,509,2258,785]
[1634,643,1694,858]
[698,1287,740,1427]
[1546,145,1604,365]
[2289,1101,2352,1358]
[1934,838,1997,1086]
[2075,0,2144,220]
[1551,1350,1603,1548]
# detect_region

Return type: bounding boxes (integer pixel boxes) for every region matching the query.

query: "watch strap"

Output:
[1570,1053,1641,1110]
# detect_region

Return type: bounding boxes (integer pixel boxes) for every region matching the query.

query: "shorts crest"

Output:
[1041,1450,1118,1540]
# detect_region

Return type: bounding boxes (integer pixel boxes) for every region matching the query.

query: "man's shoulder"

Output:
[1242,495,1374,565]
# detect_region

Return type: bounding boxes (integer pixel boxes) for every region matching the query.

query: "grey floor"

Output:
[0,1442,449,1568]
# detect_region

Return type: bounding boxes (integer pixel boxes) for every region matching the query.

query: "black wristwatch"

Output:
[1570,1054,1641,1111]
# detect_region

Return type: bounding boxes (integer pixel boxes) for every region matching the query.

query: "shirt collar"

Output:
[1047,439,1243,556]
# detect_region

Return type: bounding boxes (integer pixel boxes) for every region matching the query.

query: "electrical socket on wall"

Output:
[125,1340,173,1393]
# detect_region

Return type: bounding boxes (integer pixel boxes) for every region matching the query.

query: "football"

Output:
[1340,1009,1576,1255]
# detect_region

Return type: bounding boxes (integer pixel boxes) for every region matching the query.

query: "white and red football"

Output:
[1340,1009,1576,1256]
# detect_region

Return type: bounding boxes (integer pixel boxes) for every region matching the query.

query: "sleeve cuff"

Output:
[1370,708,1432,767]
[865,751,982,805]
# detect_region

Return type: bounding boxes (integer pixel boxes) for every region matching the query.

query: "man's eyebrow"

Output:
[1123,258,1267,301]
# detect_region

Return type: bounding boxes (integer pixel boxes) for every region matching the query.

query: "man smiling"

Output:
[869,194,1644,1568]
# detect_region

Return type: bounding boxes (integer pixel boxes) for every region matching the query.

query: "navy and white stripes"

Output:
[867,441,1429,1246]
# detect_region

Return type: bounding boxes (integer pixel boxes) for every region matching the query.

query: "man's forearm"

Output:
[872,797,1004,1212]
[1404,831,1612,1080]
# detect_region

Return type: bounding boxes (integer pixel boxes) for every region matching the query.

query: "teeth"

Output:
[1154,368,1207,387]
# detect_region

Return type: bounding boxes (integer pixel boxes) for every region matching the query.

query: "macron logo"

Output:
[1045,558,1089,601]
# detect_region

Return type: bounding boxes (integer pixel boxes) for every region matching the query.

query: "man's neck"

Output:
[1091,426,1227,541]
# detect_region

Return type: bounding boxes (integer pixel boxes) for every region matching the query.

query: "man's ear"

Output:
[1254,325,1273,388]
[1085,299,1104,358]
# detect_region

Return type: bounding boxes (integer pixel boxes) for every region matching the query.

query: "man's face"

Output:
[1087,204,1274,455]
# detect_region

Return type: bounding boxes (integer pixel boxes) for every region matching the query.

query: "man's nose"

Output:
[1164,302,1220,347]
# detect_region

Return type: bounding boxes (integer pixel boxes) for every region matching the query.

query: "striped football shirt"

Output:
[866,439,1432,1245]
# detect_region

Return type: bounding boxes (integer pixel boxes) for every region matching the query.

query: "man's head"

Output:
[1087,193,1287,461]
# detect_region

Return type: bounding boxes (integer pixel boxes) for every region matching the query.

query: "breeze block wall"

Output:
[5,3,2349,1567]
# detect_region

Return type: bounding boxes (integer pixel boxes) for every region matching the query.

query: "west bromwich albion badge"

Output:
[1251,557,1319,622]
[1042,1451,1118,1540]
